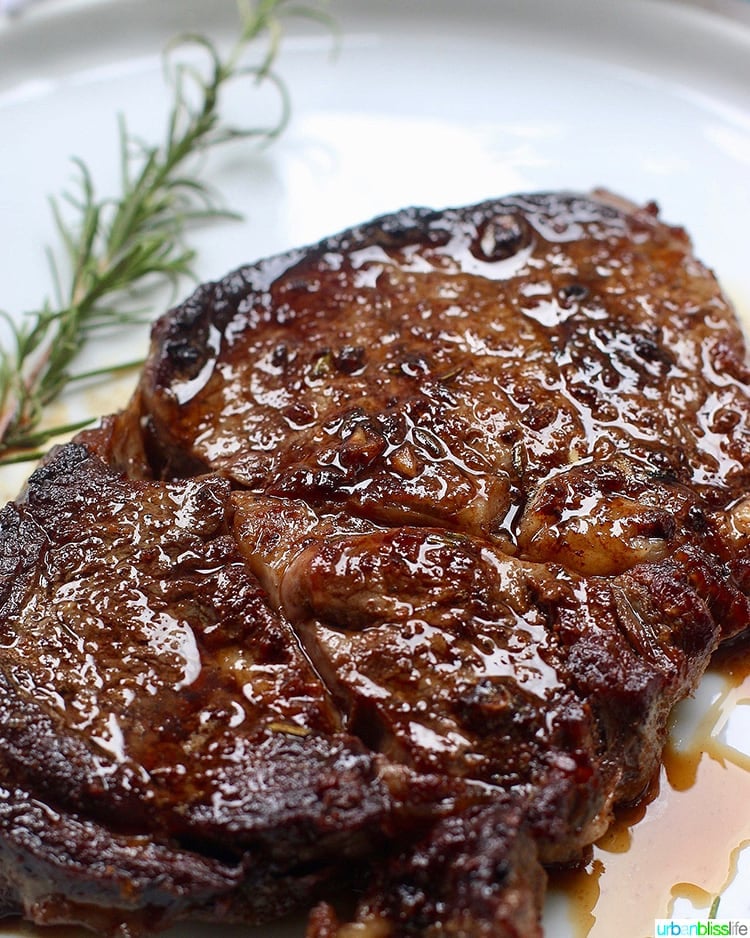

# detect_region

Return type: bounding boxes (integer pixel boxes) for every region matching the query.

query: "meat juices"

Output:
[1,191,749,936]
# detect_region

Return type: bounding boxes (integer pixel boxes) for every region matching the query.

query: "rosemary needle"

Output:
[0,0,332,463]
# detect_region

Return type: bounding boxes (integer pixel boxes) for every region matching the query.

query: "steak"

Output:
[0,443,404,932]
[1,191,749,936]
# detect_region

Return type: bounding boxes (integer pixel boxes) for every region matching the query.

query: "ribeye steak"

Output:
[1,191,749,936]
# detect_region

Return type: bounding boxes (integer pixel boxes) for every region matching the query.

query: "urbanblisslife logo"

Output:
[654,920,750,936]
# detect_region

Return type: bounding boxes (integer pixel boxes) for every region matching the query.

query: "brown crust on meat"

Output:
[1,191,749,935]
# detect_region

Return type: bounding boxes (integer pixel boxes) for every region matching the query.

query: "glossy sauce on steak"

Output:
[1,191,749,936]
[141,192,750,521]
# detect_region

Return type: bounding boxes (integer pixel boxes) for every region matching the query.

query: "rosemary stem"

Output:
[0,0,330,460]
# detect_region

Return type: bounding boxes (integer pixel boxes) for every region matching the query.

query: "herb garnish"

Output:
[0,0,331,463]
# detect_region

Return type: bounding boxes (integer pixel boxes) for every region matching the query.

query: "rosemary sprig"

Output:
[0,0,331,462]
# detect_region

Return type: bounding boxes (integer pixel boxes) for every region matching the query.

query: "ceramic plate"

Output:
[1,1,750,935]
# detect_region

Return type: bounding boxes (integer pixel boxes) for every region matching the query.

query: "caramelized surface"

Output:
[143,193,750,536]
[2,192,750,936]
[0,445,392,931]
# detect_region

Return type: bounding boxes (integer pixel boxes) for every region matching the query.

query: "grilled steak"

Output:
[0,443,405,932]
[1,191,749,936]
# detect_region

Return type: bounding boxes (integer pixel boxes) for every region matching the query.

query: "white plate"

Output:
[1,1,750,936]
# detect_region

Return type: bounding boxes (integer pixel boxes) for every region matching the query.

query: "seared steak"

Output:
[140,192,750,523]
[1,191,749,936]
[0,443,402,932]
